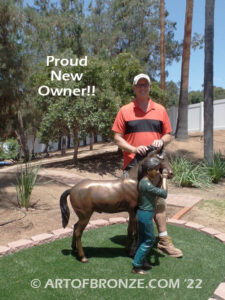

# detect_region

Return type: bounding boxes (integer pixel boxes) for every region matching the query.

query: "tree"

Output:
[0,0,26,136]
[56,0,85,56]
[204,0,215,164]
[188,90,203,104]
[188,86,225,104]
[214,86,225,100]
[109,53,143,105]
[14,111,30,161]
[175,0,194,139]
[0,0,34,160]
[0,0,184,159]
[85,0,111,58]
[34,53,119,163]
[105,0,181,78]
[166,81,179,107]
[110,53,167,106]
[160,0,165,90]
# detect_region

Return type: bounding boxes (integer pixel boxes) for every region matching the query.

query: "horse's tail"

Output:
[60,189,71,228]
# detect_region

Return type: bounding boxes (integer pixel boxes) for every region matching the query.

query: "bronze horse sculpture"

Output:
[60,146,173,262]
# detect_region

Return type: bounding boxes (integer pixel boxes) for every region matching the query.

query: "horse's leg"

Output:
[126,212,132,254]
[126,210,138,257]
[75,214,92,263]
[71,222,78,252]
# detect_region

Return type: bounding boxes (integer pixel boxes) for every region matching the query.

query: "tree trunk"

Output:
[102,135,108,143]
[94,128,98,143]
[73,124,79,164]
[31,134,36,159]
[83,138,87,146]
[58,137,62,151]
[61,136,66,156]
[204,0,215,164]
[89,132,94,151]
[44,143,49,157]
[175,0,193,140]
[160,0,166,91]
[67,134,71,148]
[15,110,30,161]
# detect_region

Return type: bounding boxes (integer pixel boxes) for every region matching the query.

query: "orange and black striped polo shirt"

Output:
[112,99,172,169]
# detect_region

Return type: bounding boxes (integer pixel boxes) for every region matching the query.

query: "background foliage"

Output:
[0,0,224,160]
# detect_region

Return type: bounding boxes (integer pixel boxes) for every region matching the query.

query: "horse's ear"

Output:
[159,145,164,154]
[157,146,165,159]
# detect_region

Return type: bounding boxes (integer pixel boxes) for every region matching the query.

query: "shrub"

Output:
[0,139,20,161]
[6,139,20,160]
[0,145,7,161]
[15,162,41,209]
[170,156,212,188]
[206,152,225,183]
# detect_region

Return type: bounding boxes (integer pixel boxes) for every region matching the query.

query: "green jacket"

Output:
[138,177,168,212]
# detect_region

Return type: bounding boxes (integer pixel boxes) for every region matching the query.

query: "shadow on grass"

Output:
[61,246,165,266]
[61,234,166,266]
[61,247,127,259]
[110,234,126,246]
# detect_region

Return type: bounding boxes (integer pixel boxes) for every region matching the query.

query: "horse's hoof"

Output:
[81,257,88,263]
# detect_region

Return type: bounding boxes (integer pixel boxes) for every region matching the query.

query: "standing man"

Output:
[112,73,183,258]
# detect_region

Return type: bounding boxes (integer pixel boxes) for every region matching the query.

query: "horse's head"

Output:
[155,149,174,179]
[126,145,174,181]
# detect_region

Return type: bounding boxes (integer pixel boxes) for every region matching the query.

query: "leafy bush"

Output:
[15,162,41,209]
[0,139,20,161]
[206,152,225,183]
[0,146,7,161]
[170,156,212,188]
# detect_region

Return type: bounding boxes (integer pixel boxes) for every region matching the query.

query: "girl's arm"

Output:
[144,180,168,199]
[162,173,168,192]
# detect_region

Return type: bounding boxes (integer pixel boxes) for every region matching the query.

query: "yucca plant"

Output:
[170,156,212,188]
[206,152,225,183]
[15,162,41,209]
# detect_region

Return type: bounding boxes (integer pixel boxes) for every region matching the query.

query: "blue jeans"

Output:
[132,209,155,268]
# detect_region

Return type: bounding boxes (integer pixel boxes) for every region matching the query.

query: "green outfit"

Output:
[133,177,168,268]
[138,178,168,211]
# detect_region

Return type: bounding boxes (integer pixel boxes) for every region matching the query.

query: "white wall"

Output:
[167,99,225,134]
[27,135,103,154]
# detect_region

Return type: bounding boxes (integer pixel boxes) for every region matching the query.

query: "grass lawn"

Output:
[0,224,224,300]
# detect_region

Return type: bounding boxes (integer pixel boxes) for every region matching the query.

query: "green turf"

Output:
[0,224,224,300]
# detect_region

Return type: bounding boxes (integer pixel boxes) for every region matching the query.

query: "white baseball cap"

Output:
[133,73,151,85]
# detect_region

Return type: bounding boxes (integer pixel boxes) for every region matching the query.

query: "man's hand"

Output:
[152,139,164,148]
[135,145,148,156]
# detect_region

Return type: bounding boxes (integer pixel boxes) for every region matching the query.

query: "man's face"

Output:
[133,78,150,98]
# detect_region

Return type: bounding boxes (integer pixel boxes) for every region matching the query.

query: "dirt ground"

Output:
[0,130,224,246]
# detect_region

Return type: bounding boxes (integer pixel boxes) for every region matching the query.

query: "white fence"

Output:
[27,135,102,154]
[167,99,225,134]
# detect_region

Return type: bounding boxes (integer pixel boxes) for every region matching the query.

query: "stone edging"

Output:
[0,217,224,299]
